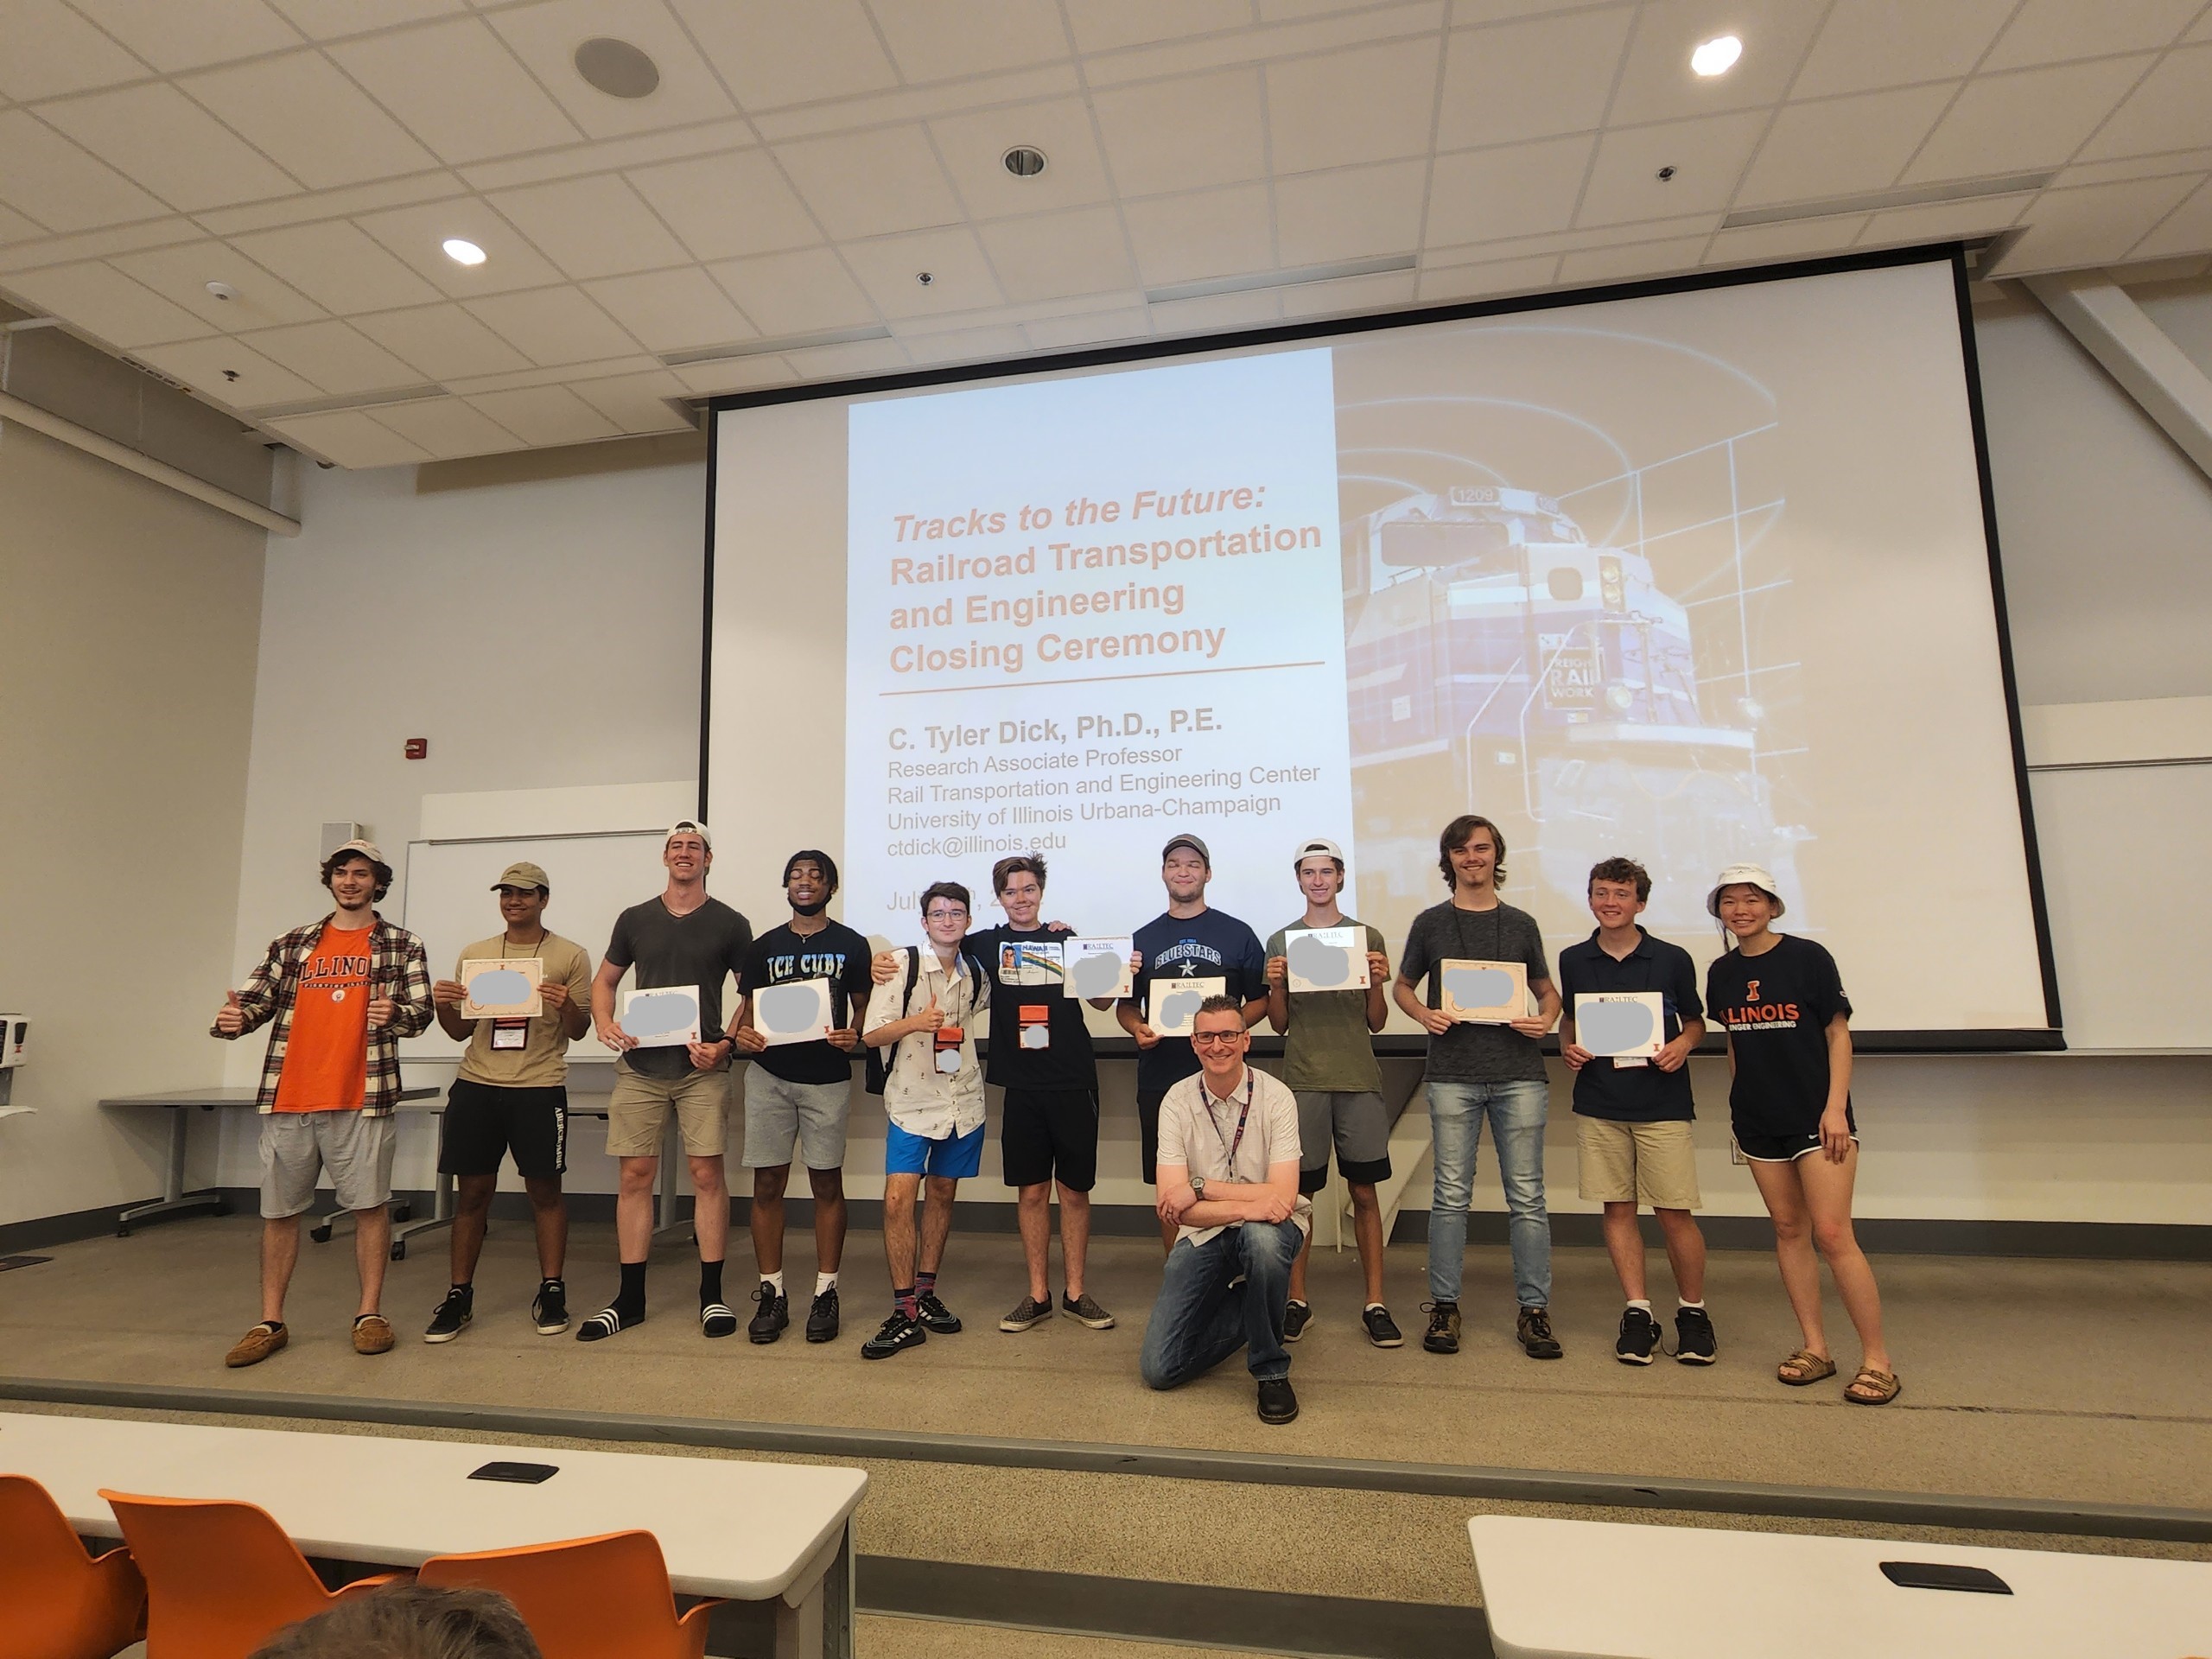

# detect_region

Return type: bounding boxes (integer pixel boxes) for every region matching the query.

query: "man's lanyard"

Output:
[1205,1072,1256,1167]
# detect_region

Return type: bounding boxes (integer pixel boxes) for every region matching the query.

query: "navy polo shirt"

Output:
[1556,927,1702,1122]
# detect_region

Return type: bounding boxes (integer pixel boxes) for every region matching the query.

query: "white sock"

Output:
[1364,1302,1386,1313]
[1626,1299,1653,1313]
[816,1271,837,1295]
[1679,1298,1705,1310]
[763,1269,785,1294]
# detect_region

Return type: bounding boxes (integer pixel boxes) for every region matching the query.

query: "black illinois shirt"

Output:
[1704,934,1853,1139]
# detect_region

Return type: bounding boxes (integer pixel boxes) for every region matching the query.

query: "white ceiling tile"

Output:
[1734,84,1959,207]
[1446,0,1597,21]
[1790,0,2015,99]
[1063,0,1249,54]
[673,354,798,395]
[1093,3,1446,86]
[1268,0,1434,17]
[1854,193,2028,245]
[1122,182,1274,285]
[1022,306,1150,349]
[841,226,1005,317]
[462,284,641,365]
[779,337,912,379]
[0,205,48,243]
[2131,177,2212,259]
[567,368,695,432]
[931,97,1113,218]
[1274,159,1427,265]
[133,335,321,405]
[1425,133,1593,245]
[267,0,467,39]
[1092,68,1267,196]
[484,174,690,279]
[0,111,167,231]
[667,0,898,111]
[0,0,149,102]
[582,266,756,352]
[38,83,301,210]
[1,258,208,345]
[2191,8,2212,42]
[1277,267,1417,319]
[1148,288,1281,334]
[1704,215,1871,264]
[230,219,445,313]
[487,0,739,139]
[1436,7,1636,151]
[179,51,440,190]
[350,302,533,378]
[1557,233,1709,285]
[2075,43,2212,162]
[268,408,432,467]
[0,216,201,271]
[1983,0,2203,72]
[67,0,302,72]
[328,17,583,163]
[2055,148,2212,189]
[709,246,879,335]
[1605,0,1827,127]
[454,121,752,192]
[440,353,656,395]
[1903,56,2155,182]
[1579,109,1769,225]
[1993,174,2205,272]
[236,318,423,394]
[868,0,1070,83]
[368,397,526,458]
[976,207,1135,302]
[899,322,1031,365]
[1266,37,1442,174]
[626,149,821,262]
[773,125,965,239]
[464,383,620,445]
[1414,251,1559,301]
[189,175,464,238]
[353,197,569,296]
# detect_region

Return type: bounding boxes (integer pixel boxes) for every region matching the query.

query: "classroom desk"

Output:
[1468,1515,2212,1659]
[0,1410,865,1657]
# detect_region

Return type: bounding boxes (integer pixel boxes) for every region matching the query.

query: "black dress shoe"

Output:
[1256,1377,1300,1425]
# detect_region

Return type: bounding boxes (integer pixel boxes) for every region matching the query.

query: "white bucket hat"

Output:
[1707,862,1785,918]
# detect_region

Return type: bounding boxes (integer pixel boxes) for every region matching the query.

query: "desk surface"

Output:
[0,1411,866,1601]
[1470,1516,2212,1659]
[100,1087,439,1109]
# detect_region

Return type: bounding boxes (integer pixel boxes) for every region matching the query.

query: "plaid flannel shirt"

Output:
[213,912,434,1115]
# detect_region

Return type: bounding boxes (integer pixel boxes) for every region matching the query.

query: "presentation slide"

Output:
[707,251,2056,1040]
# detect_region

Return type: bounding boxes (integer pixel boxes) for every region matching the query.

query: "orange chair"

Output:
[417,1530,721,1659]
[0,1474,146,1659]
[99,1491,404,1659]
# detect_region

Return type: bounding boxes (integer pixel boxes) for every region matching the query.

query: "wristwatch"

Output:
[1190,1175,1206,1200]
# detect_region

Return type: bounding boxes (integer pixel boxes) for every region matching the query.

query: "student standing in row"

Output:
[1705,864,1897,1404]
[423,861,592,1344]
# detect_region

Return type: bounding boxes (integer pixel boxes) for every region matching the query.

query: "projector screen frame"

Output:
[700,242,2064,1055]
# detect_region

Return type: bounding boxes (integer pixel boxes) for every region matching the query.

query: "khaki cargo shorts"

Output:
[607,1058,730,1158]
[1575,1116,1701,1211]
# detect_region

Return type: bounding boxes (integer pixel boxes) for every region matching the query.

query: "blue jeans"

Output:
[1140,1220,1304,1389]
[1426,1079,1552,1306]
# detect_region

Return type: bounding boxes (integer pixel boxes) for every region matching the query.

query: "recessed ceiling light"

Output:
[442,238,486,266]
[1002,145,1047,178]
[1691,35,1742,76]
[575,36,659,99]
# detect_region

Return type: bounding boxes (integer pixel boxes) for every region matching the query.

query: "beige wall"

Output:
[0,424,264,1227]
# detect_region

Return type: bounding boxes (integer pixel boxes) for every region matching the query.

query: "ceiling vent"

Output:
[574,37,659,99]
[1722,171,2053,229]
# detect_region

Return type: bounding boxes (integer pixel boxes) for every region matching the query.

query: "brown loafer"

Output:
[352,1314,396,1356]
[226,1321,287,1369]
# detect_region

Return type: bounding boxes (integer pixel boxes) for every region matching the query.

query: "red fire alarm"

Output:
[404,738,429,760]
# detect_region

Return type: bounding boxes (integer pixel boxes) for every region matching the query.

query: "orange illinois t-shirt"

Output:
[274,923,372,1113]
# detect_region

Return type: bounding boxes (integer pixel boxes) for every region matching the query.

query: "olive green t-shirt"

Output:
[454,932,593,1089]
[1265,918,1387,1094]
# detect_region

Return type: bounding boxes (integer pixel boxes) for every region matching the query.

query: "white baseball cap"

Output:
[1293,837,1345,868]
[1707,862,1785,918]
[664,819,712,851]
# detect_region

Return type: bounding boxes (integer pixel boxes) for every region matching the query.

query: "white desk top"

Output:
[0,1412,866,1603]
[1471,1516,2212,1659]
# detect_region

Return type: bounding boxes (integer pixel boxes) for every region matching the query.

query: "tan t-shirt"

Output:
[454,932,592,1089]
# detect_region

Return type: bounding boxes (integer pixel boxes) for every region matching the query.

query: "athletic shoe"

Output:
[702,1301,738,1338]
[1060,1291,1116,1330]
[1516,1305,1563,1360]
[1362,1305,1404,1348]
[423,1287,473,1344]
[1282,1300,1313,1343]
[916,1290,962,1333]
[1000,1295,1052,1332]
[861,1310,927,1359]
[225,1321,287,1368]
[1256,1378,1300,1425]
[747,1282,789,1344]
[352,1313,396,1356]
[1675,1305,1718,1364]
[575,1305,641,1342]
[1616,1306,1660,1365]
[805,1287,840,1344]
[532,1280,569,1336]
[1421,1301,1460,1355]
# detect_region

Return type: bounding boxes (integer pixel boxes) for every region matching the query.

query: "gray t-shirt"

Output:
[1399,898,1552,1084]
[605,895,752,1079]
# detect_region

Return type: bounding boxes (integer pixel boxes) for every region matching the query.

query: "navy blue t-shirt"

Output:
[1130,906,1267,1096]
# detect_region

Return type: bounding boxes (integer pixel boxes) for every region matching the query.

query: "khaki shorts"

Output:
[607,1059,730,1158]
[1576,1116,1701,1211]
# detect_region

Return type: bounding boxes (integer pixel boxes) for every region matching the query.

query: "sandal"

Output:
[1845,1366,1901,1406]
[1777,1348,1836,1385]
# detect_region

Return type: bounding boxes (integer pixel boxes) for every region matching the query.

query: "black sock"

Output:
[613,1261,647,1318]
[450,1282,473,1298]
[700,1259,725,1307]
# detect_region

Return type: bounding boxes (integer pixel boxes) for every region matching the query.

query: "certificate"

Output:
[1576,991,1664,1061]
[619,984,702,1048]
[1438,959,1526,1025]
[1064,938,1133,1001]
[1149,976,1226,1037]
[753,978,833,1047]
[1284,926,1366,994]
[998,938,1065,988]
[460,958,542,1020]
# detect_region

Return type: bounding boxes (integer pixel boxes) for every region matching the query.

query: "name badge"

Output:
[934,1027,964,1075]
[490,1020,529,1052]
[1019,1004,1051,1050]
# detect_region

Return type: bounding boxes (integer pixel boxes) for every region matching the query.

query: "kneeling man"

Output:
[1141,995,1309,1424]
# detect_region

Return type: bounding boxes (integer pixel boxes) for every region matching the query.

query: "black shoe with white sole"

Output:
[916,1290,962,1334]
[531,1280,568,1336]
[423,1287,472,1344]
[1675,1305,1718,1364]
[1616,1306,1660,1365]
[1281,1300,1313,1343]
[1060,1291,1116,1330]
[1362,1305,1404,1348]
[747,1282,789,1344]
[861,1310,926,1359]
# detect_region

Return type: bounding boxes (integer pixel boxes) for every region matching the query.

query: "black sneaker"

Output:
[423,1287,472,1344]
[1362,1305,1404,1348]
[1616,1306,1660,1365]
[1256,1377,1300,1424]
[1421,1300,1461,1355]
[1675,1305,1718,1364]
[805,1287,840,1344]
[747,1282,789,1344]
[531,1280,568,1336]
[1281,1300,1313,1343]
[1060,1291,1116,1330]
[861,1310,926,1359]
[1517,1305,1563,1359]
[915,1290,962,1334]
[1000,1295,1052,1332]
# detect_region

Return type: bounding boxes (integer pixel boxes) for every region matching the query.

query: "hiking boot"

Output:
[531,1280,569,1335]
[861,1310,926,1359]
[916,1290,962,1333]
[1616,1306,1660,1365]
[1256,1377,1300,1425]
[1282,1300,1313,1343]
[805,1287,840,1343]
[1060,1291,1116,1330]
[1516,1305,1562,1360]
[1000,1295,1052,1332]
[225,1321,286,1368]
[423,1287,473,1344]
[1362,1305,1404,1348]
[747,1282,789,1344]
[1421,1300,1461,1355]
[1675,1305,1718,1364]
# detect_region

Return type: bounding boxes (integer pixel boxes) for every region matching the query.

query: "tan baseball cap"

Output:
[1161,833,1211,863]
[493,861,550,893]
[326,837,386,867]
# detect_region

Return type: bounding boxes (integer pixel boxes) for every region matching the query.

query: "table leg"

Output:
[391,1168,456,1262]
[652,1114,693,1243]
[775,1519,852,1659]
[117,1107,227,1236]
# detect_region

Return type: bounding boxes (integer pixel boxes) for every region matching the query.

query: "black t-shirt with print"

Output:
[1704,933,1853,1140]
[966,923,1097,1092]
[741,919,874,1086]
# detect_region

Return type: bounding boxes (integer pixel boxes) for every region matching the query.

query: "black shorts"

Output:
[1734,1107,1857,1164]
[1137,1091,1166,1185]
[439,1079,568,1179]
[1001,1088,1098,1192]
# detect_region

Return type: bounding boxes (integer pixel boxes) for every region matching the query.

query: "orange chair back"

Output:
[100,1491,345,1659]
[417,1530,716,1659]
[0,1475,145,1659]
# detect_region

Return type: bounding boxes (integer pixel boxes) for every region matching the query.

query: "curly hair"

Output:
[321,848,393,904]
[251,1585,540,1659]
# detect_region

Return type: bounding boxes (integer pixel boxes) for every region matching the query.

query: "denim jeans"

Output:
[1425,1078,1552,1306]
[1139,1219,1304,1388]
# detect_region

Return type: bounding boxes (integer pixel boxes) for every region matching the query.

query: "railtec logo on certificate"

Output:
[844,349,1356,928]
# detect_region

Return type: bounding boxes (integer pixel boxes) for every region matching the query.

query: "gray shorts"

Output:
[741,1065,852,1171]
[1294,1090,1393,1194]
[259,1110,397,1219]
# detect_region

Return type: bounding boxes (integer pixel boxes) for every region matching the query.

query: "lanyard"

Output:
[1205,1073,1256,1168]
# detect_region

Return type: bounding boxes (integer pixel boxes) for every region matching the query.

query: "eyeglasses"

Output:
[1190,1030,1243,1047]
[926,907,968,921]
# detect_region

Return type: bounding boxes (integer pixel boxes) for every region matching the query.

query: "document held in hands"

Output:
[619,985,702,1048]
[460,958,543,1020]
[1575,991,1664,1063]
[1149,976,1227,1037]
[1064,938,1134,1001]
[1284,926,1366,994]
[753,978,834,1047]
[1438,959,1528,1025]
